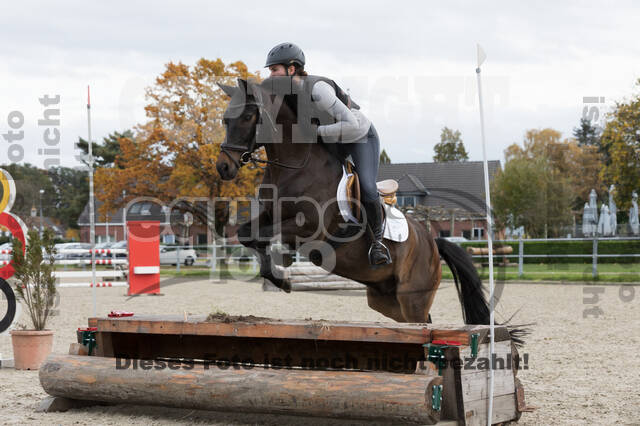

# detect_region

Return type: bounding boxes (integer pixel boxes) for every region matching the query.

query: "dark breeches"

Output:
[341,124,381,202]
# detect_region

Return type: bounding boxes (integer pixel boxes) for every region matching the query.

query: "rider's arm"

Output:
[312,81,359,141]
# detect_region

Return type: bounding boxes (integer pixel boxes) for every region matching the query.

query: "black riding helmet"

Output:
[265,42,305,68]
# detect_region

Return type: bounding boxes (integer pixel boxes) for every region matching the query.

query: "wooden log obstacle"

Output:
[39,315,527,424]
[264,261,366,291]
[466,246,514,256]
[466,246,514,268]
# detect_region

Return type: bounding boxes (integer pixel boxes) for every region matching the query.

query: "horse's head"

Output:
[216,78,262,180]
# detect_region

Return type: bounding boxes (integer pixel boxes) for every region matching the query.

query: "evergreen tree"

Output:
[379,149,391,164]
[573,117,601,146]
[77,130,132,168]
[433,127,469,162]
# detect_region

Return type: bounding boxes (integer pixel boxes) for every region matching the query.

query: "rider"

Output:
[265,42,392,267]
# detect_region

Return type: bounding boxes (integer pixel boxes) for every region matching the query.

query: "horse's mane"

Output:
[256,78,344,164]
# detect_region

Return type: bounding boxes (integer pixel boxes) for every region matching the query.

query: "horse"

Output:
[215,77,520,339]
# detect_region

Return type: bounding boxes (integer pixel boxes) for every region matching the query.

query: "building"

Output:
[377,161,501,239]
[21,215,67,240]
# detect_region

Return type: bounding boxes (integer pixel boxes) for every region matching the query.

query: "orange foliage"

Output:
[95,59,263,226]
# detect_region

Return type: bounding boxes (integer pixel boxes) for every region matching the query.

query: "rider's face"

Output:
[269,64,295,77]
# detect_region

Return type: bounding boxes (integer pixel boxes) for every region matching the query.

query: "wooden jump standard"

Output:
[39,315,526,425]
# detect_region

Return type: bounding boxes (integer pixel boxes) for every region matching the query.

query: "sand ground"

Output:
[1,276,639,425]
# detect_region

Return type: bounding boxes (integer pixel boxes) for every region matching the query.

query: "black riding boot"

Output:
[362,199,392,266]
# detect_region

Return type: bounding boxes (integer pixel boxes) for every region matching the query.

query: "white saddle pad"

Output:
[337,166,409,242]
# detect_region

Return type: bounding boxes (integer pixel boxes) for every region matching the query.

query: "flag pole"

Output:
[475,44,495,426]
[87,86,97,317]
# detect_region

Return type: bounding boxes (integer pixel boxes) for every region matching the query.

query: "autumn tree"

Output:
[564,142,605,209]
[94,59,263,236]
[433,127,468,162]
[492,157,573,238]
[493,129,580,237]
[599,79,640,212]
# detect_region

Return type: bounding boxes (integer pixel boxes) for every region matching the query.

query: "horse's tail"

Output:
[435,238,490,324]
[435,238,528,346]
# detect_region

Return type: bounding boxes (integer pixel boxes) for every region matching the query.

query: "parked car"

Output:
[53,243,92,260]
[159,246,197,266]
[94,241,116,257]
[110,241,128,258]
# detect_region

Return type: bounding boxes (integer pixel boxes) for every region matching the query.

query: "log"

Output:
[288,274,360,283]
[286,262,365,291]
[466,246,513,255]
[40,354,443,424]
[291,281,366,291]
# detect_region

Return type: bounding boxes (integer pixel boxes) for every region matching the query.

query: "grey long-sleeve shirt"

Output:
[311,81,371,143]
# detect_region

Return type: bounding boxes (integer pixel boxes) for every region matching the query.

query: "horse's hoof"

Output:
[282,279,292,293]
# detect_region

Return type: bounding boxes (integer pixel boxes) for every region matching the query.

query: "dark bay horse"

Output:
[215,78,506,330]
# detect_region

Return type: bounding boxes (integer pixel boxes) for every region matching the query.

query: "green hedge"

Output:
[460,240,640,264]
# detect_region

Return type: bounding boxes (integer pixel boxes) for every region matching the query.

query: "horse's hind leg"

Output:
[366,285,405,322]
[367,284,434,323]
[395,261,440,323]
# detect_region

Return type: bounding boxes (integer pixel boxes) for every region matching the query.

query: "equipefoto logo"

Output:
[582,96,605,133]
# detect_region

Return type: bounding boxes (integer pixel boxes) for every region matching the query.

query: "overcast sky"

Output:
[1,1,639,170]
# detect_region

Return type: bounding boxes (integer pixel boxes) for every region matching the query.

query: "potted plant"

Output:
[9,228,57,370]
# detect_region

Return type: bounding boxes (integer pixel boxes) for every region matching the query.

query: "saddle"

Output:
[345,161,399,221]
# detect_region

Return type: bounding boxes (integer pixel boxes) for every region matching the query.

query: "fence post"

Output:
[518,236,524,278]
[211,242,217,273]
[592,237,598,279]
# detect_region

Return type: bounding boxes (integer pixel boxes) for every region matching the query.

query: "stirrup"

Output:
[368,240,392,266]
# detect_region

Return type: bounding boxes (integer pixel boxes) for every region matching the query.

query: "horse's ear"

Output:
[217,83,237,98]
[237,78,247,91]
[246,79,261,97]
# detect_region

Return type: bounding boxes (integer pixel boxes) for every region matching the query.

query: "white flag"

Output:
[477,44,487,68]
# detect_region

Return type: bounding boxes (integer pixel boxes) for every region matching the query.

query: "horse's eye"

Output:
[243,114,252,121]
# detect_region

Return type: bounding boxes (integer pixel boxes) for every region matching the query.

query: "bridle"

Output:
[220,96,311,170]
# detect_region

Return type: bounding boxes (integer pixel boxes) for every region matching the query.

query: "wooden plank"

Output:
[40,354,443,424]
[94,330,113,357]
[431,324,510,345]
[435,341,518,424]
[90,316,433,345]
[515,377,526,415]
[458,341,515,376]
[90,316,509,346]
[463,393,518,426]
[460,368,515,402]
